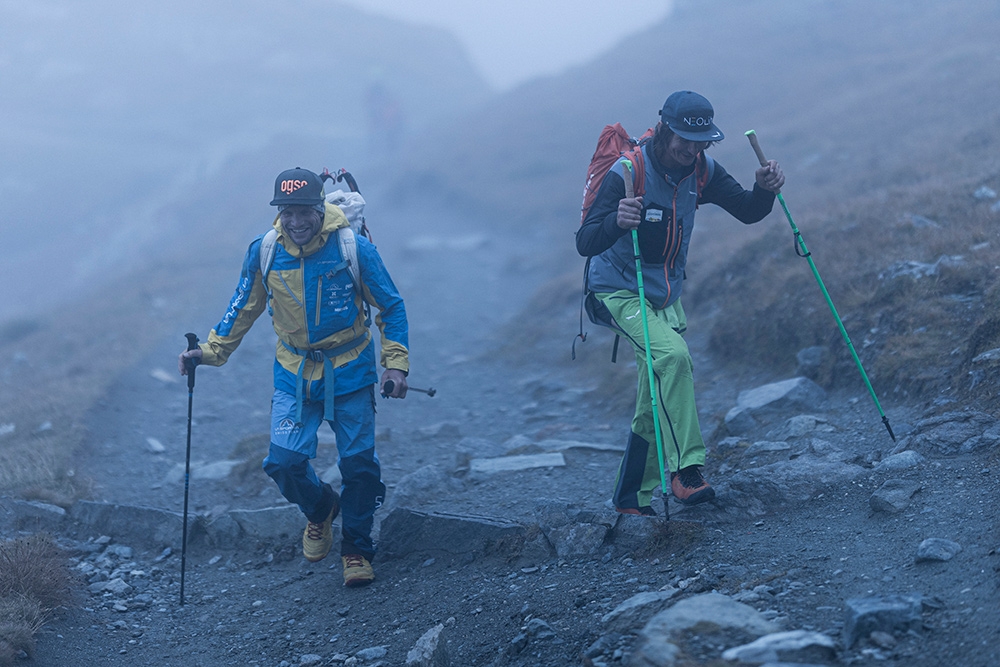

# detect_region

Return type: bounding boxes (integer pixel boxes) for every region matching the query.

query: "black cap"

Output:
[658,91,724,142]
[269,168,325,207]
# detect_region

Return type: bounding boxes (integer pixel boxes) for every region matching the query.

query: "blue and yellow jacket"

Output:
[199,202,408,402]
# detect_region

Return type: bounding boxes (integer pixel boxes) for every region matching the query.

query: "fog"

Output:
[335,0,674,91]
[0,0,678,323]
[2,0,998,328]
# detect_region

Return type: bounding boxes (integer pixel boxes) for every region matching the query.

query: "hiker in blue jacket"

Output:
[178,167,408,586]
[577,91,783,514]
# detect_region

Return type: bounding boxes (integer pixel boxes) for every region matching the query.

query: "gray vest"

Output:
[587,144,712,309]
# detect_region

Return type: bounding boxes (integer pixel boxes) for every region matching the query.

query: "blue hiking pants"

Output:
[262,386,385,560]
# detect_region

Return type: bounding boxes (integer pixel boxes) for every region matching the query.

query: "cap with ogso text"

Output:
[270,168,325,207]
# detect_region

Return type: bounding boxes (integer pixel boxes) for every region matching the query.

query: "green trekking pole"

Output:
[621,158,670,495]
[745,131,895,442]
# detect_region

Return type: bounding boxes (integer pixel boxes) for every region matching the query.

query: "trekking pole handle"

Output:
[381,380,436,397]
[620,158,635,199]
[745,130,769,167]
[184,333,199,390]
[745,130,781,195]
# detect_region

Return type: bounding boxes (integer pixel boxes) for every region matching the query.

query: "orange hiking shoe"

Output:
[342,554,375,587]
[302,493,340,563]
[670,466,716,505]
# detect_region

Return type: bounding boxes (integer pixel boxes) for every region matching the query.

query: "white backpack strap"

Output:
[337,227,359,286]
[259,229,278,298]
[337,227,371,326]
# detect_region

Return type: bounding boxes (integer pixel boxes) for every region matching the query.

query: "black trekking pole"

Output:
[381,379,436,397]
[180,332,199,605]
[745,130,895,442]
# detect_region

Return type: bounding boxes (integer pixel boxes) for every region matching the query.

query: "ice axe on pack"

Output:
[381,379,436,398]
[745,130,895,442]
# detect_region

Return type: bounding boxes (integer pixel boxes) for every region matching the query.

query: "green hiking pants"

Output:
[599,291,706,510]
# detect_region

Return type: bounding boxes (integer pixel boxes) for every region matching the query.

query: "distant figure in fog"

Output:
[179,167,408,587]
[365,82,405,154]
[577,91,784,514]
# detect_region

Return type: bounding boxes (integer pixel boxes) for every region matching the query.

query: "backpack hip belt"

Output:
[281,332,370,424]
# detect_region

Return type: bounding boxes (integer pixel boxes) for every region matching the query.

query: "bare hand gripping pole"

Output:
[180,332,199,605]
[745,131,895,442]
[621,159,670,497]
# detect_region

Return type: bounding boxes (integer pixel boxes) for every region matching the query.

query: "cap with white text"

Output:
[659,91,724,142]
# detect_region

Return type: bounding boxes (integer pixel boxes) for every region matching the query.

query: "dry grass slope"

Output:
[0,535,73,665]
[692,172,1000,404]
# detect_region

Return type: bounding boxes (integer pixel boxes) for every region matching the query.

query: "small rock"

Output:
[469,452,565,474]
[721,629,837,664]
[974,186,997,200]
[354,645,387,661]
[508,633,528,654]
[915,538,962,562]
[525,618,557,640]
[908,214,940,227]
[405,624,448,667]
[870,479,922,513]
[843,595,922,648]
[869,630,897,649]
[874,450,925,472]
[103,578,133,595]
[104,544,133,559]
[602,590,680,632]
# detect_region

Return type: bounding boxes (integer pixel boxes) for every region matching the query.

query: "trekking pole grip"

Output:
[184,333,199,390]
[620,158,635,199]
[745,130,769,168]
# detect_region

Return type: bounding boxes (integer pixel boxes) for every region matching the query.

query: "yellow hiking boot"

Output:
[342,554,375,587]
[302,494,340,563]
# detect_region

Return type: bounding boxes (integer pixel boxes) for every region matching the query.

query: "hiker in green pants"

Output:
[577,91,784,513]
[599,293,706,509]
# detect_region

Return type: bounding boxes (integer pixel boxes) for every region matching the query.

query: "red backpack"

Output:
[580,123,653,223]
[574,123,712,361]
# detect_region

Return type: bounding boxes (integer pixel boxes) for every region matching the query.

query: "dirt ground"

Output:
[9,204,997,667]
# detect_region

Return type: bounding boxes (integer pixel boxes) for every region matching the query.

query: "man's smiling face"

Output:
[279,206,323,246]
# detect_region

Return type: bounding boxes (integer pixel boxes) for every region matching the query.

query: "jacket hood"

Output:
[272,202,350,258]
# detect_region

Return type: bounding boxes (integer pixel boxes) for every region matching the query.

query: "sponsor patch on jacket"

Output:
[645,208,664,223]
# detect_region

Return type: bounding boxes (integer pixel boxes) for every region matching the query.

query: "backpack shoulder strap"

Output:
[337,227,359,286]
[695,154,715,197]
[338,227,372,326]
[259,229,278,298]
[623,144,647,198]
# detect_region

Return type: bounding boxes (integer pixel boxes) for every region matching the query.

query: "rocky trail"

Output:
[3,209,1000,667]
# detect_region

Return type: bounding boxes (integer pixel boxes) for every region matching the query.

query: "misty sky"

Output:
[338,0,674,90]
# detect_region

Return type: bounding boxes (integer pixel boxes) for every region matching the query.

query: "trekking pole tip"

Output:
[882,416,896,442]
